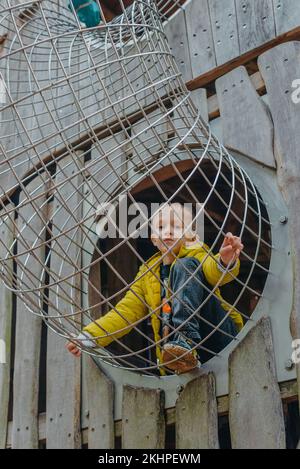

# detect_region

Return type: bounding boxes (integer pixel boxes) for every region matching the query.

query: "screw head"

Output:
[176,384,184,395]
[285,359,294,370]
[280,216,288,224]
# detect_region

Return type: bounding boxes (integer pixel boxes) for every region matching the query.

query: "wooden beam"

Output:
[186,25,300,91]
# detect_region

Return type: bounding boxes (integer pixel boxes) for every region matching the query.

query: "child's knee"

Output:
[172,257,201,273]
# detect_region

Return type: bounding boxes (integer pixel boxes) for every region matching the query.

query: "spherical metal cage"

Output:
[0,0,272,376]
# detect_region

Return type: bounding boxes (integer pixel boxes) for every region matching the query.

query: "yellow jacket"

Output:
[83,241,243,375]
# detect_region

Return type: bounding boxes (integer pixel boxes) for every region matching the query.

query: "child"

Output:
[66,203,244,374]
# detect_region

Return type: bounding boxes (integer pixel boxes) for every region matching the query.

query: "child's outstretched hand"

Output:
[65,340,81,357]
[219,232,244,267]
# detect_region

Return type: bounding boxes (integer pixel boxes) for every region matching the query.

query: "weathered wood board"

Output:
[229,317,285,449]
[46,153,83,448]
[176,373,219,449]
[258,41,300,414]
[0,205,14,449]
[185,0,217,77]
[216,66,276,168]
[122,385,165,449]
[12,177,48,448]
[209,0,240,65]
[164,7,192,83]
[235,0,276,54]
[83,355,115,449]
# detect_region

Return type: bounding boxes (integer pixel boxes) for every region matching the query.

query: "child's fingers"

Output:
[220,245,234,253]
[66,341,80,355]
[231,240,244,252]
[223,232,233,246]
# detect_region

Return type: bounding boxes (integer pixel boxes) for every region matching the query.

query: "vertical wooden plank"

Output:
[235,0,276,54]
[46,153,83,449]
[229,317,285,448]
[88,131,127,204]
[122,42,153,118]
[209,0,240,64]
[185,0,217,77]
[80,180,115,449]
[0,5,30,198]
[191,88,209,123]
[130,110,169,179]
[258,42,300,413]
[11,178,47,448]
[273,0,300,35]
[0,206,14,449]
[176,374,219,449]
[83,356,115,449]
[0,2,26,448]
[164,8,192,83]
[215,66,276,168]
[122,386,165,449]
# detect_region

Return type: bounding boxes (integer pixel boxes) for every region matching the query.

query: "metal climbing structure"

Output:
[0,0,299,449]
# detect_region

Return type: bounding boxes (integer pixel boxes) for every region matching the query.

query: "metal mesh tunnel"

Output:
[0,0,272,376]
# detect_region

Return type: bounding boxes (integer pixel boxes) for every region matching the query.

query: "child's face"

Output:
[150,205,191,256]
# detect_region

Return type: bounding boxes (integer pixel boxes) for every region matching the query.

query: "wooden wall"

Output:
[165,0,300,83]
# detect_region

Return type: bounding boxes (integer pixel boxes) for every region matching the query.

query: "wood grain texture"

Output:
[46,153,83,449]
[83,356,115,449]
[176,373,219,449]
[273,0,300,35]
[209,0,240,65]
[216,65,275,168]
[11,177,47,448]
[165,8,192,83]
[185,0,217,77]
[235,0,276,54]
[258,41,300,413]
[229,317,285,448]
[122,385,165,449]
[0,205,14,449]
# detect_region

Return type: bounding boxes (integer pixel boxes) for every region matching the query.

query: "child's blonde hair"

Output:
[151,202,200,243]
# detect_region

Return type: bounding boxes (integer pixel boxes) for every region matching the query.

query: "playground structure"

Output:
[0,0,299,449]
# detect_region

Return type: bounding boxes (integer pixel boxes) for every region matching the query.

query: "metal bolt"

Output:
[279,216,288,224]
[285,359,294,370]
[85,410,89,418]
[176,384,184,395]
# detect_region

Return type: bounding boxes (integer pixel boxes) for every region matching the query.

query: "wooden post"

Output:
[258,41,300,415]
[46,153,83,449]
[229,317,285,448]
[0,206,14,449]
[122,386,165,449]
[84,356,115,449]
[12,178,47,448]
[176,373,219,449]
